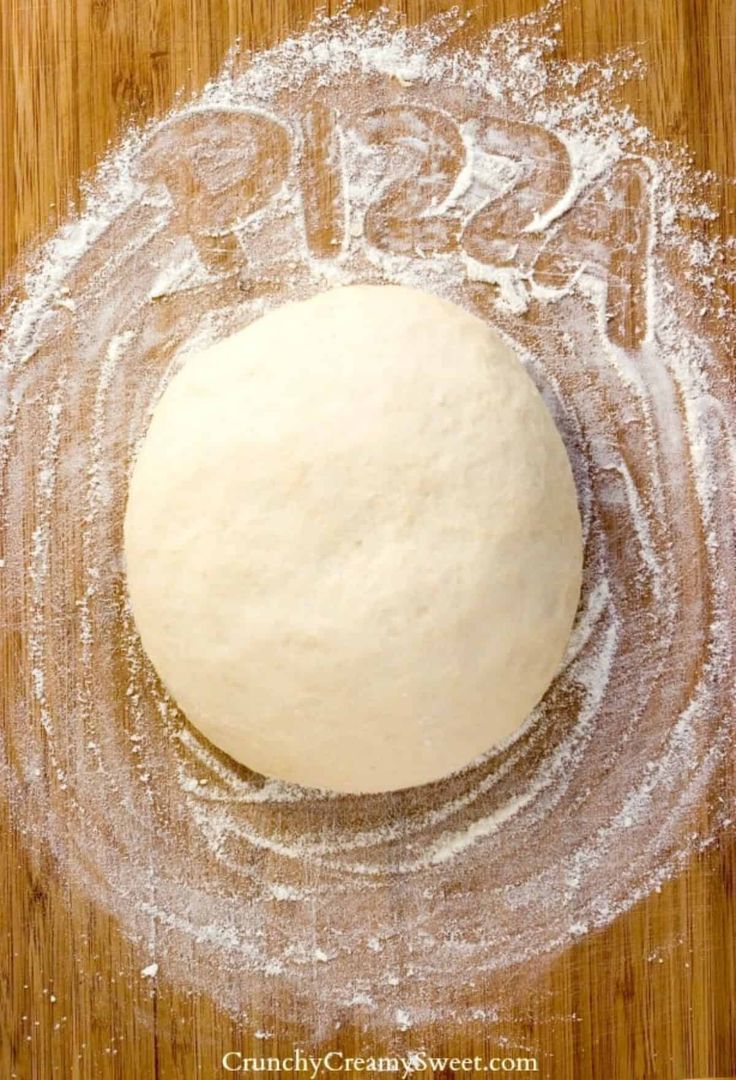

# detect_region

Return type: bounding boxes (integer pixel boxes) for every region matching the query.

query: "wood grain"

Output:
[1,2,735,1078]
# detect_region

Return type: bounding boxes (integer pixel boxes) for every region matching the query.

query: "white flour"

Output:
[1,2,734,1038]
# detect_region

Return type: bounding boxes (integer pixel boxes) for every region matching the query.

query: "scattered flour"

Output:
[0,2,734,1038]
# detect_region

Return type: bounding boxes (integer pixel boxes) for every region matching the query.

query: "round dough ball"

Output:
[124,285,582,793]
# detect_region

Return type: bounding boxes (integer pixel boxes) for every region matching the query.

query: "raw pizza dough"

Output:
[124,285,583,793]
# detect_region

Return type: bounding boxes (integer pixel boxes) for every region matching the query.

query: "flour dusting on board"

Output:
[1,3,735,1037]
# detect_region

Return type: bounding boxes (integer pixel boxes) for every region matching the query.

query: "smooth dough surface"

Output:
[124,285,583,793]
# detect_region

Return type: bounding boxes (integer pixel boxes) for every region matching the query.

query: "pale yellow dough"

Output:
[124,285,583,793]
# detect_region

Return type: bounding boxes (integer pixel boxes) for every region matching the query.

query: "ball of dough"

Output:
[124,285,582,793]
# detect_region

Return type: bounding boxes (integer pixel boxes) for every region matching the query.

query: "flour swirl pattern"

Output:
[1,8,733,1033]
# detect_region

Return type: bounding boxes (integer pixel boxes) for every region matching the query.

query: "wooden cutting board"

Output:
[1,1,734,1077]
